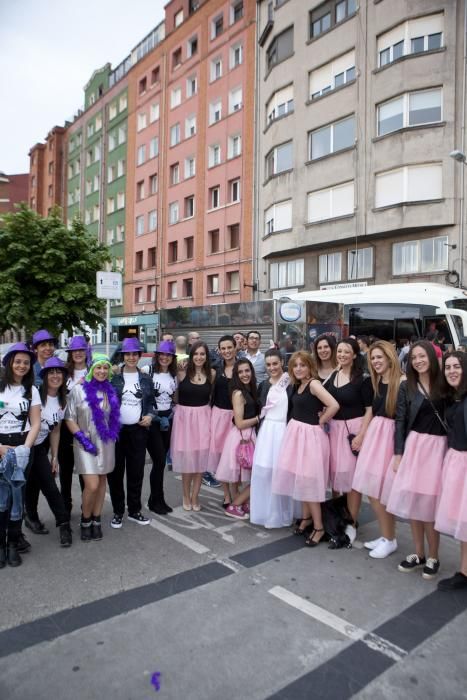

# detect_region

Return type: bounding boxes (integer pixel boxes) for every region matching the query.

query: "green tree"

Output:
[0,205,111,336]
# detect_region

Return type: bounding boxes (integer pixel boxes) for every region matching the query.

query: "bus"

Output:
[286,283,467,350]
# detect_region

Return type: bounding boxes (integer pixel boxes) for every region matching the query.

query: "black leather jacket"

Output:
[394,380,446,455]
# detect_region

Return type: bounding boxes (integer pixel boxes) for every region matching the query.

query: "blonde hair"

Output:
[368,340,402,418]
[288,351,319,386]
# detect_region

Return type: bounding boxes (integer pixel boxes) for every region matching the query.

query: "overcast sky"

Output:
[0,0,166,174]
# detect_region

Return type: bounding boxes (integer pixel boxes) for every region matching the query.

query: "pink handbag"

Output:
[236,429,255,470]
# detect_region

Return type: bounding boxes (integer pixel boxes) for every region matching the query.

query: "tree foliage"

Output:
[0,205,111,335]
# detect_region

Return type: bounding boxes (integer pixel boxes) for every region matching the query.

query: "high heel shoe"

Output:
[293,517,313,536]
[182,502,192,511]
[305,528,325,548]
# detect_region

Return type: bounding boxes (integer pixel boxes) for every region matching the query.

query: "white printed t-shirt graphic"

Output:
[0,385,41,433]
[35,395,65,445]
[120,373,142,425]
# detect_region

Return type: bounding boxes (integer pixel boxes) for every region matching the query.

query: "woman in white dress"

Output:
[250,350,295,528]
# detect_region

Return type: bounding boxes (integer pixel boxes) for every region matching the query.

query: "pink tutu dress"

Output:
[208,371,233,471]
[171,375,212,474]
[272,381,330,503]
[215,391,259,484]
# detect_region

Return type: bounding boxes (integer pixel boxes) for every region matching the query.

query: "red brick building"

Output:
[0,172,29,214]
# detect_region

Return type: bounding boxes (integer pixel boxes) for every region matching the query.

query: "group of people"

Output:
[0,327,466,593]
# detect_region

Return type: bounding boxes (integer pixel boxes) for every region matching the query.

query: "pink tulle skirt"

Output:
[272,419,330,502]
[207,406,234,471]
[329,416,363,493]
[215,424,256,484]
[435,449,467,541]
[352,417,395,500]
[386,431,447,522]
[171,404,211,474]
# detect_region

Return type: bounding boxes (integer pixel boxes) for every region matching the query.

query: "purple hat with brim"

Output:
[39,357,68,379]
[32,329,58,348]
[155,340,176,355]
[121,337,143,353]
[67,335,88,352]
[2,342,36,367]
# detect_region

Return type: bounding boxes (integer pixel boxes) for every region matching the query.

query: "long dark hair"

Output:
[152,353,177,377]
[313,334,337,371]
[0,353,34,400]
[337,338,364,383]
[442,351,467,400]
[406,340,442,399]
[40,369,67,409]
[186,341,213,383]
[66,350,89,376]
[230,359,258,404]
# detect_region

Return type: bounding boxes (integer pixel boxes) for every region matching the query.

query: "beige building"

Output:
[254,0,467,296]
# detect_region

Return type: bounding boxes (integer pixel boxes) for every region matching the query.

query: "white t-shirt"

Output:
[66,368,87,393]
[35,395,65,445]
[0,384,41,434]
[152,372,177,412]
[120,372,143,425]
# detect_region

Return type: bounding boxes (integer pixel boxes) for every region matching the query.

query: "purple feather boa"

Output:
[83,378,120,442]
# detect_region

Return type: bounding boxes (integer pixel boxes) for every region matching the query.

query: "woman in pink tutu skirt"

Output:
[435,352,467,590]
[386,340,447,580]
[171,341,216,511]
[217,359,260,519]
[208,335,236,509]
[272,351,339,546]
[326,338,373,541]
[352,341,403,559]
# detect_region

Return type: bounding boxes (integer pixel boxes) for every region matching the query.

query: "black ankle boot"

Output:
[7,542,22,567]
[80,518,92,542]
[147,498,169,515]
[91,516,102,541]
[162,500,173,514]
[0,545,6,569]
[59,523,72,547]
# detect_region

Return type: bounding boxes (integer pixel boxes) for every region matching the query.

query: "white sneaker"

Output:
[369,538,398,559]
[364,536,385,551]
[345,524,357,543]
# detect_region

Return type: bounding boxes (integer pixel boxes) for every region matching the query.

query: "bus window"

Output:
[422,316,453,346]
[395,318,421,346]
[349,309,394,341]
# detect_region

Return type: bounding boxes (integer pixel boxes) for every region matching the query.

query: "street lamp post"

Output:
[450,149,466,287]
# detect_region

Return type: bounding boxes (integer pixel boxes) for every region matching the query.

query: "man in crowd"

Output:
[244,331,267,384]
[233,332,247,358]
[32,329,58,387]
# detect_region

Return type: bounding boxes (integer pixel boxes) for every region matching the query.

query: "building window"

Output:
[187,36,198,57]
[267,26,294,72]
[116,223,125,241]
[228,223,240,249]
[92,203,100,222]
[185,236,194,258]
[135,287,144,303]
[148,209,157,231]
[150,103,160,122]
[173,47,182,70]
[228,134,242,159]
[168,281,178,299]
[231,1,244,24]
[270,259,304,288]
[183,279,193,297]
[135,251,144,271]
[149,137,159,159]
[109,132,117,152]
[170,123,181,146]
[210,58,222,81]
[264,200,292,235]
[348,247,373,280]
[308,181,354,222]
[150,173,158,194]
[375,163,443,208]
[208,274,220,294]
[230,43,243,68]
[377,88,442,136]
[185,156,196,178]
[170,163,180,185]
[184,195,195,218]
[117,159,125,177]
[169,201,179,224]
[117,192,125,209]
[266,85,294,124]
[230,178,240,203]
[148,247,156,267]
[209,186,220,209]
[109,103,117,120]
[136,180,145,200]
[151,66,160,84]
[119,94,127,111]
[175,9,183,27]
[186,75,197,97]
[211,14,224,39]
[393,235,448,275]
[107,197,115,214]
[209,144,221,167]
[171,87,182,109]
[136,215,145,236]
[377,14,443,67]
[310,0,356,40]
[265,141,293,178]
[118,125,126,144]
[185,115,196,138]
[209,100,222,124]
[148,285,156,303]
[107,164,116,183]
[209,229,220,253]
[227,271,240,291]
[137,145,146,166]
[309,115,355,160]
[319,253,342,283]
[309,49,355,99]
[137,113,147,131]
[168,241,178,262]
[229,87,243,113]
[139,77,147,95]
[106,228,114,245]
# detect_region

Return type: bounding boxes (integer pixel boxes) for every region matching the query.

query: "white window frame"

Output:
[137,145,146,166]
[392,235,448,275]
[266,84,294,125]
[149,137,159,159]
[270,259,304,289]
[307,181,355,222]
[169,201,179,224]
[377,14,444,68]
[150,103,160,122]
[230,42,243,69]
[264,200,292,235]
[186,75,197,97]
[319,253,342,284]
[209,144,221,167]
[229,87,243,113]
[377,88,443,137]
[375,163,443,208]
[228,134,242,159]
[171,87,182,109]
[185,156,196,178]
[148,209,157,232]
[266,141,293,178]
[210,186,220,209]
[210,57,222,82]
[309,50,356,100]
[209,100,222,125]
[230,178,240,203]
[348,247,373,280]
[136,215,145,235]
[170,123,181,146]
[137,113,147,132]
[309,115,355,160]
[185,115,196,138]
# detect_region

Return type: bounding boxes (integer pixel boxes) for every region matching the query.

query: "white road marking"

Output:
[149,519,210,554]
[268,586,407,662]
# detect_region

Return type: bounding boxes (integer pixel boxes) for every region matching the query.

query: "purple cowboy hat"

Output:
[67,335,88,352]
[39,357,68,379]
[32,329,58,348]
[121,337,143,353]
[155,340,176,355]
[2,342,36,367]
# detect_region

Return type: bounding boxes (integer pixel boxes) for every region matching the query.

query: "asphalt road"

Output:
[1,467,466,700]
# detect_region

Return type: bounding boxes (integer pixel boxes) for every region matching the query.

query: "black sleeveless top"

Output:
[178,375,211,407]
[327,370,373,420]
[212,369,232,410]
[372,382,389,418]
[233,390,260,421]
[290,382,324,425]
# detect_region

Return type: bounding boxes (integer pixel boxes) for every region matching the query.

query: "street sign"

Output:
[96,271,122,299]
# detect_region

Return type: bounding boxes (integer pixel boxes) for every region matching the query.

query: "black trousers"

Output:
[147,420,171,504]
[24,439,69,527]
[107,424,148,515]
[57,421,84,515]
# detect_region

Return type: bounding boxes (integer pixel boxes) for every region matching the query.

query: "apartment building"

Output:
[28,126,66,216]
[0,172,28,214]
[255,0,465,295]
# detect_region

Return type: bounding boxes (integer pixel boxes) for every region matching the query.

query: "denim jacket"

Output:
[111,370,155,420]
[0,446,30,520]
